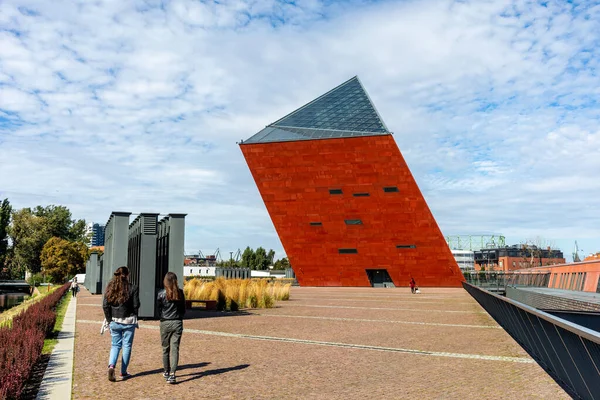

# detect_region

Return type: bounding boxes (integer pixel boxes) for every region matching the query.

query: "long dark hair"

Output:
[105,266,130,305]
[163,272,181,301]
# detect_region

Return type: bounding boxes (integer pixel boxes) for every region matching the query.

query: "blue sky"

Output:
[0,0,599,261]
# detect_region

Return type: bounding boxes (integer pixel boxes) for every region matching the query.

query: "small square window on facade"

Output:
[329,189,343,195]
[309,222,322,226]
[396,245,417,249]
[344,219,363,225]
[383,186,399,193]
[338,248,358,254]
[353,192,370,197]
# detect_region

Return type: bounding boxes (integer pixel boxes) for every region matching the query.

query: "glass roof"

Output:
[243,76,390,144]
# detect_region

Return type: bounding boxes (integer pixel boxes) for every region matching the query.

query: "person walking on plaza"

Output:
[409,277,416,294]
[70,278,78,297]
[102,266,140,382]
[157,272,186,384]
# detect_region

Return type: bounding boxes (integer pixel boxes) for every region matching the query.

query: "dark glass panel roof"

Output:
[243,76,390,144]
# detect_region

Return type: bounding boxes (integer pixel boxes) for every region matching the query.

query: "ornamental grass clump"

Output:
[271,282,291,301]
[184,277,290,311]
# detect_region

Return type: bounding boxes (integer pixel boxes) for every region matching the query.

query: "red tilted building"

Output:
[240,77,463,287]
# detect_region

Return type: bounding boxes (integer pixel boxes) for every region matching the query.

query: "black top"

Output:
[156,288,186,321]
[102,284,140,323]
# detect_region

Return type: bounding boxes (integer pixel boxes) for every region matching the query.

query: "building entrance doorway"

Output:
[366,269,395,288]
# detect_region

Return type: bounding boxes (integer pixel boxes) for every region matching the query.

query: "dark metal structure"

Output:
[102,212,131,290]
[155,214,186,293]
[463,282,600,400]
[84,251,102,294]
[128,213,159,318]
[215,268,250,279]
[84,212,185,318]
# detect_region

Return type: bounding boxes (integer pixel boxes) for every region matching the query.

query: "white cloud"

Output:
[1,0,600,261]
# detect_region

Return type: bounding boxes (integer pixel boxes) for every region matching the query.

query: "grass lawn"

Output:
[42,292,72,354]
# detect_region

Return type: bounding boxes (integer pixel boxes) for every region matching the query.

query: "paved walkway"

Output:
[36,293,77,400]
[72,286,569,399]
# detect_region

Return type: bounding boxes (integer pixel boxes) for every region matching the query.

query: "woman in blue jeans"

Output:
[102,266,140,382]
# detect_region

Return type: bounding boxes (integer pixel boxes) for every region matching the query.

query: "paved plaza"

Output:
[72,286,569,399]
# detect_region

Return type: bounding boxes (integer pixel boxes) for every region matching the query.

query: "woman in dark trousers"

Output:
[157,272,186,384]
[102,266,140,382]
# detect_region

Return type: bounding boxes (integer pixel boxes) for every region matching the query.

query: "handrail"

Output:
[463,282,600,343]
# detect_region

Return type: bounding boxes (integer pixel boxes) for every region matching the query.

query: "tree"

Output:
[9,208,51,276]
[33,205,88,244]
[0,198,11,272]
[7,205,88,277]
[521,237,555,268]
[41,237,89,283]
[273,257,290,270]
[267,249,275,266]
[254,247,269,270]
[240,246,255,269]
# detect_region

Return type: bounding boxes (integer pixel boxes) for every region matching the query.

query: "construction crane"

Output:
[233,249,242,262]
[573,241,582,263]
[214,248,222,262]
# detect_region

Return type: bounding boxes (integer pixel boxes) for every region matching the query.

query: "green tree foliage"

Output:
[267,249,275,265]
[41,237,89,283]
[7,203,88,277]
[33,205,88,243]
[9,208,50,275]
[273,257,290,270]
[0,198,12,272]
[230,247,280,270]
[254,247,269,270]
[241,246,254,269]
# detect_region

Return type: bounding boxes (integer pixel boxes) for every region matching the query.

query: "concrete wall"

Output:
[184,266,216,277]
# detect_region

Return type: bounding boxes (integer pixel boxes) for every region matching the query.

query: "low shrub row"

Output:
[184,278,291,311]
[0,282,69,400]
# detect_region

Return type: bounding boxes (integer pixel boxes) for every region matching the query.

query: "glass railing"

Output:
[463,271,551,292]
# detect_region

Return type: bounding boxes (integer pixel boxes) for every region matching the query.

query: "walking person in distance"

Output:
[70,278,78,297]
[157,272,186,384]
[102,266,140,382]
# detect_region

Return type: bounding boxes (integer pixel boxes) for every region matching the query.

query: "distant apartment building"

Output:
[474,245,565,272]
[446,235,501,273]
[451,249,475,272]
[91,223,105,247]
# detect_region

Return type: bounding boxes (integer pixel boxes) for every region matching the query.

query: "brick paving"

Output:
[73,286,570,399]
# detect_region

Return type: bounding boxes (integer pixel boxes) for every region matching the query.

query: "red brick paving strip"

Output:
[73,287,569,399]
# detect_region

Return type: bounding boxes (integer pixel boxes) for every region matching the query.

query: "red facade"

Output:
[241,134,464,287]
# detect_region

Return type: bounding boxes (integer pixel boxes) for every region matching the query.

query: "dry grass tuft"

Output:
[184,278,291,311]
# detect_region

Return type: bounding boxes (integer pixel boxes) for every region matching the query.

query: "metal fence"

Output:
[463,271,550,293]
[463,282,600,400]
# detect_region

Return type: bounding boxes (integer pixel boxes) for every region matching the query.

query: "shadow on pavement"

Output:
[177,364,250,384]
[132,362,211,378]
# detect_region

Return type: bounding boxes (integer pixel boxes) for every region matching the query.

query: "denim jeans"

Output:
[108,322,136,374]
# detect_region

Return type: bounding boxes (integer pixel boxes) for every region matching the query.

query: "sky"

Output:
[1,0,599,262]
